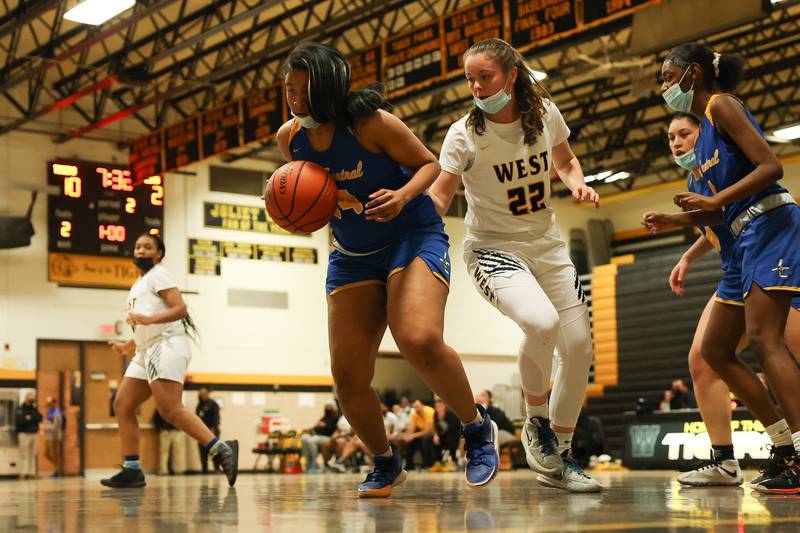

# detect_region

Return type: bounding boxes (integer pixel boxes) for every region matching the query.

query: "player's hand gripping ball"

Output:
[264,161,339,234]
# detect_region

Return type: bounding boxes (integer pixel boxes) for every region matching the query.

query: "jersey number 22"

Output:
[507,182,545,216]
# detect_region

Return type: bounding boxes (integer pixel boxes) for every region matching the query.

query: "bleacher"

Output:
[584,241,761,458]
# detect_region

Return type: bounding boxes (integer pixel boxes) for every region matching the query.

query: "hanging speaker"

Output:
[0,192,36,249]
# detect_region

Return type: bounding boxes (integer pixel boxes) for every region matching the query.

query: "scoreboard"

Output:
[48,159,165,257]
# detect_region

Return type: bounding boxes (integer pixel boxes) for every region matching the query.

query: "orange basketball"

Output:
[265,161,338,233]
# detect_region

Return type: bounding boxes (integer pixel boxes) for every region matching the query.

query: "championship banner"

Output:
[188,238,318,275]
[203,201,307,236]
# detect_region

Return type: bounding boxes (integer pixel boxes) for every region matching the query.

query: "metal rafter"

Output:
[0,0,798,199]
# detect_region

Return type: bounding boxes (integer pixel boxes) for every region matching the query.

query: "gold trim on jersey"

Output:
[387,263,450,288]
[714,296,744,307]
[329,279,385,295]
[704,226,721,251]
[744,286,800,299]
[287,118,302,151]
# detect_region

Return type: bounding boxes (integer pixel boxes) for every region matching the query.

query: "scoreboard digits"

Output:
[48,159,165,257]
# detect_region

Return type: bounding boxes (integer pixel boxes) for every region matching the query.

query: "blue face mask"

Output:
[473,79,513,115]
[673,148,697,170]
[662,66,695,112]
[291,112,320,129]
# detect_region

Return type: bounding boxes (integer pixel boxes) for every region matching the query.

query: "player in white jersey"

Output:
[101,233,238,488]
[429,38,601,493]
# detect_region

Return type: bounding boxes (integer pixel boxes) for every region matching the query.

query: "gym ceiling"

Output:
[1,0,798,197]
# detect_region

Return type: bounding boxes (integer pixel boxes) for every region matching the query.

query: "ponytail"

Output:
[666,42,746,93]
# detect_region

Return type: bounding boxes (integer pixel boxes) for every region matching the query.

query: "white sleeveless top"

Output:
[439,99,570,235]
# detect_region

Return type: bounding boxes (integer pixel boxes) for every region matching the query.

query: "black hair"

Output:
[283,42,391,128]
[138,231,165,258]
[666,42,746,93]
[464,38,551,145]
[670,111,701,128]
[136,232,199,341]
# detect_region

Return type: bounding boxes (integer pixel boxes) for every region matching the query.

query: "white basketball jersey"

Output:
[127,264,183,347]
[439,100,570,234]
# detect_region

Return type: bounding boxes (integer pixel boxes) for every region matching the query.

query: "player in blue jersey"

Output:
[271,42,498,498]
[644,112,800,487]
[651,42,800,493]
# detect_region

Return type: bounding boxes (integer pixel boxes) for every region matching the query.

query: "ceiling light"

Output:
[531,70,548,81]
[604,171,631,183]
[584,171,612,183]
[64,0,135,26]
[773,124,800,140]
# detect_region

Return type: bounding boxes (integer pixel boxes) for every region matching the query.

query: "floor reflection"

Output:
[0,471,798,532]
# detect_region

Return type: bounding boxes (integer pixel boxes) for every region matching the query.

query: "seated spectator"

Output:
[394,400,436,470]
[669,379,696,410]
[476,390,517,447]
[382,403,401,440]
[427,398,461,471]
[659,390,673,412]
[300,402,339,473]
[392,404,409,434]
[331,403,402,473]
[323,415,355,472]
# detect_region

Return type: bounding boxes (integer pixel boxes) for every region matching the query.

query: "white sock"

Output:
[377,447,393,458]
[554,430,574,454]
[526,402,549,420]
[766,419,793,446]
[792,430,800,456]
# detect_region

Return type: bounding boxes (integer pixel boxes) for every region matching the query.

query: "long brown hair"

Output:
[464,38,550,145]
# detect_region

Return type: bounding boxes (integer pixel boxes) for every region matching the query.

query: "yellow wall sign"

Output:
[48,252,140,289]
[204,201,307,236]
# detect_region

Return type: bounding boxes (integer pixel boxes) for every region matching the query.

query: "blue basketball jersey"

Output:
[695,94,787,228]
[288,121,441,254]
[686,170,737,270]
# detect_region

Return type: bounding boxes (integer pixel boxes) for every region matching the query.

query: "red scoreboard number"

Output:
[48,160,165,257]
[98,224,127,242]
[97,166,134,192]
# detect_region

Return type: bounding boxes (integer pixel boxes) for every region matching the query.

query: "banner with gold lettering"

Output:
[203,201,308,236]
[188,238,318,275]
[48,252,140,289]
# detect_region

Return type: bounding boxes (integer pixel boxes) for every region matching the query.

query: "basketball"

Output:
[265,161,339,233]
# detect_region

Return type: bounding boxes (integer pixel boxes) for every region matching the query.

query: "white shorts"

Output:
[464,225,586,312]
[124,335,192,384]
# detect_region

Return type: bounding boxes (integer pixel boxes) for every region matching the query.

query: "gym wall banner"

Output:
[203,201,311,236]
[623,410,770,469]
[188,238,318,276]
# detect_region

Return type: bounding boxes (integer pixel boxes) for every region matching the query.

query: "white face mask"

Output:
[291,112,320,129]
[662,66,695,112]
[473,73,514,115]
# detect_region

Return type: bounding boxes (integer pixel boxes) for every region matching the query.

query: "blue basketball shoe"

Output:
[357,443,407,498]
[462,404,499,488]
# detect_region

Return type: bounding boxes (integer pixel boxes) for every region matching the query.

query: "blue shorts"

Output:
[715,204,800,306]
[714,261,800,309]
[739,204,800,300]
[326,223,451,295]
[714,261,746,307]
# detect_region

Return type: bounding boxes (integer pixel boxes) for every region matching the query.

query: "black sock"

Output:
[712,445,735,461]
